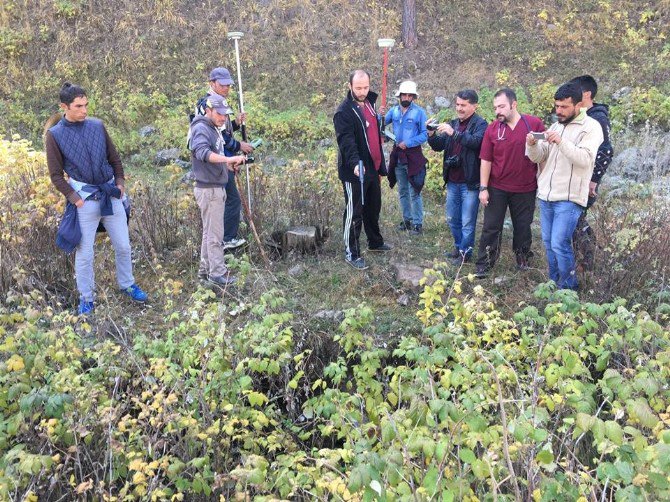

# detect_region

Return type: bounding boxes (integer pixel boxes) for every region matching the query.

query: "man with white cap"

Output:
[384,81,428,235]
[192,67,254,252]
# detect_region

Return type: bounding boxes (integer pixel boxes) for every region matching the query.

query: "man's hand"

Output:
[397,141,407,150]
[526,133,538,146]
[437,123,455,136]
[379,106,387,116]
[237,112,247,124]
[228,155,246,167]
[75,198,84,208]
[479,189,489,207]
[589,181,598,197]
[545,130,562,144]
[239,141,254,154]
[116,184,125,197]
[354,164,365,177]
[426,119,436,136]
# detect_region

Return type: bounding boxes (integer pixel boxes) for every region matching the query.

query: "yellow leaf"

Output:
[7,354,25,371]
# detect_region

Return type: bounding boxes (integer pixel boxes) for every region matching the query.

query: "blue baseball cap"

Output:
[208,67,234,86]
[205,94,234,115]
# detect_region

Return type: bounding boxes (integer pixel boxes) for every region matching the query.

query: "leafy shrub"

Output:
[2,269,669,499]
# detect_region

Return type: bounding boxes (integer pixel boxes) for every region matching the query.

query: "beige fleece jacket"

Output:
[526,109,604,207]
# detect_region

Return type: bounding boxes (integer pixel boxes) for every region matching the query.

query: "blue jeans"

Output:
[539,200,583,290]
[76,198,135,302]
[446,182,480,257]
[395,163,423,226]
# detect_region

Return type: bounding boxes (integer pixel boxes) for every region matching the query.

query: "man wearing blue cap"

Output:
[189,94,246,286]
[191,67,254,251]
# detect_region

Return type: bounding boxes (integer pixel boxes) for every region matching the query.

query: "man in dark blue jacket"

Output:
[569,75,614,271]
[427,90,488,264]
[333,70,391,270]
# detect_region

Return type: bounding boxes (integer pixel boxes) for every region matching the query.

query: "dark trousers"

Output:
[342,176,383,260]
[476,187,536,269]
[572,194,597,271]
[223,173,242,242]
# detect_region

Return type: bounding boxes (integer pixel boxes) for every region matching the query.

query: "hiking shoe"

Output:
[474,266,489,279]
[121,284,148,302]
[198,272,208,281]
[516,254,530,271]
[208,274,237,286]
[78,300,94,315]
[445,249,461,260]
[451,253,471,266]
[369,243,393,252]
[345,257,369,270]
[409,224,423,235]
[223,238,247,250]
[397,220,412,231]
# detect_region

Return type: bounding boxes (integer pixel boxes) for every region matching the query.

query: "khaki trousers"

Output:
[194,186,227,277]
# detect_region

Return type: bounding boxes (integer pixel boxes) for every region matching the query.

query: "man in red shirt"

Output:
[333,70,391,270]
[475,88,545,277]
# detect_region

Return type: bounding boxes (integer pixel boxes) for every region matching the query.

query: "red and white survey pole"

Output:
[377,38,395,111]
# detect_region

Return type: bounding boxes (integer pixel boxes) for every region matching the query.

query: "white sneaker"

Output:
[223,238,247,250]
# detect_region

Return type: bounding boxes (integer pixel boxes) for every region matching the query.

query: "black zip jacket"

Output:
[587,103,614,183]
[333,90,388,183]
[427,113,488,190]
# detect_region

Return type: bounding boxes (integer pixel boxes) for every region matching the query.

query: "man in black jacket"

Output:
[569,75,614,270]
[333,70,391,270]
[427,90,488,265]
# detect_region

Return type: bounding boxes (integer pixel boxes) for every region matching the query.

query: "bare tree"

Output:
[402,0,418,48]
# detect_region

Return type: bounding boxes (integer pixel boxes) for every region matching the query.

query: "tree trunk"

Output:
[402,0,418,48]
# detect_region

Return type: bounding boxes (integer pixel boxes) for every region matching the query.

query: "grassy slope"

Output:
[1,0,669,142]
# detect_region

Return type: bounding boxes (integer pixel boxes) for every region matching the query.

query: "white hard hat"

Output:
[395,81,418,97]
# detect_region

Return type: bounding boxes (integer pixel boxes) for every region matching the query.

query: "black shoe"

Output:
[445,249,460,259]
[369,243,393,252]
[397,220,412,231]
[474,266,489,279]
[451,253,471,266]
[409,224,423,235]
[208,274,237,286]
[516,254,530,271]
[345,257,369,270]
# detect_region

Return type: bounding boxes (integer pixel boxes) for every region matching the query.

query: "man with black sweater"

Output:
[569,75,614,271]
[333,70,392,270]
[427,89,487,265]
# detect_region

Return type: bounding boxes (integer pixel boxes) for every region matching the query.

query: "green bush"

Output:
[2,273,669,499]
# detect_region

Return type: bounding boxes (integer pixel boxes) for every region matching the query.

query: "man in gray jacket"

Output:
[189,94,246,286]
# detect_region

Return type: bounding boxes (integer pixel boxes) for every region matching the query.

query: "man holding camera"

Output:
[384,81,428,235]
[427,90,487,264]
[191,67,254,251]
[475,88,545,278]
[526,82,603,291]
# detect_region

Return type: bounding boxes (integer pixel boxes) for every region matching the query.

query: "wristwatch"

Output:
[479,186,488,192]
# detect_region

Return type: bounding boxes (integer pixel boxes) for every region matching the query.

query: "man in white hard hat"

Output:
[384,81,428,235]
